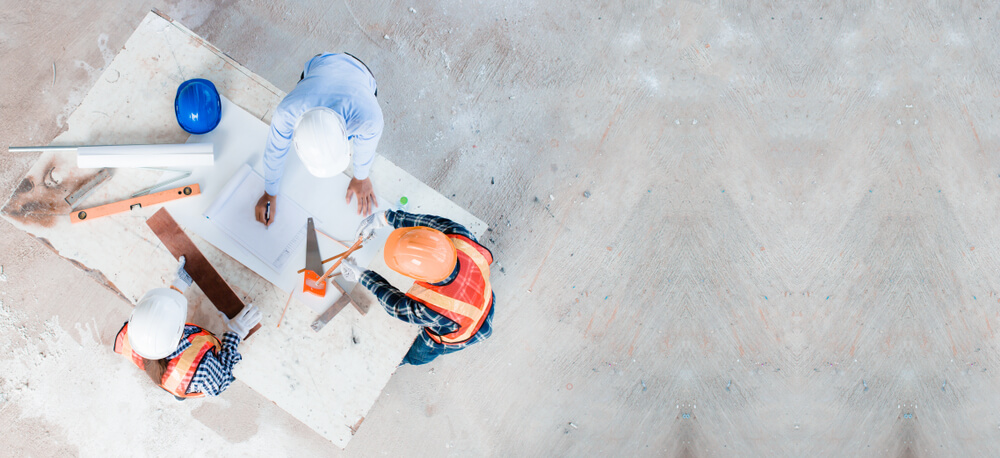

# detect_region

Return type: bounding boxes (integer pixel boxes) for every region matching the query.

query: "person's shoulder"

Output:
[272,86,318,125]
[307,53,368,77]
[313,52,350,64]
[182,324,208,335]
[350,97,383,130]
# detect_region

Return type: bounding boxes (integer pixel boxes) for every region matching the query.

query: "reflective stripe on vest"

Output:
[407,235,493,345]
[114,323,221,398]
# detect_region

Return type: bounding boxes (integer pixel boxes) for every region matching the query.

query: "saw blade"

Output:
[305,217,323,276]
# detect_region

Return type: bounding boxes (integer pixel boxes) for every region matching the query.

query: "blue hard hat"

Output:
[174,78,221,134]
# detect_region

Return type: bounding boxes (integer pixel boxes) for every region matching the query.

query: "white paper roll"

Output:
[76,143,214,168]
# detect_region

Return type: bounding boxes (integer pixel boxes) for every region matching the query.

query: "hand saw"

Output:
[302,217,327,297]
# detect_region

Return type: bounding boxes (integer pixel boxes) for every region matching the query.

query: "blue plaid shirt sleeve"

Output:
[385,210,477,241]
[186,330,243,396]
[360,270,460,334]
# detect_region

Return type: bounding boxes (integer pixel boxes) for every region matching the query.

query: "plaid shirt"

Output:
[165,325,243,396]
[360,210,494,351]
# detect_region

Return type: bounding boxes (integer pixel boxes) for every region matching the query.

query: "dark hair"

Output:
[142,357,170,386]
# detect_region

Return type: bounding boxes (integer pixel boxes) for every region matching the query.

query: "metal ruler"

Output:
[64,168,113,208]
[311,282,360,332]
[131,170,192,197]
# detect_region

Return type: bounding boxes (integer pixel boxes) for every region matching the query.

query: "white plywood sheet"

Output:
[0,11,486,449]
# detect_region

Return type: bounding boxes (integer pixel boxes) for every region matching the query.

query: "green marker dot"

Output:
[399,196,408,205]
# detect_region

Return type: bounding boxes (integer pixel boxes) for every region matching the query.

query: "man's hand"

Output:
[255,192,277,226]
[345,177,378,216]
[224,304,263,340]
[356,211,389,241]
[171,255,193,293]
[340,257,364,283]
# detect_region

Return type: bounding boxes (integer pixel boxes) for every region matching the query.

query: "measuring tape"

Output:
[71,184,200,224]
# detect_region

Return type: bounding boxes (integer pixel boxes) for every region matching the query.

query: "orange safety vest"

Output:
[113,322,221,398]
[406,234,494,345]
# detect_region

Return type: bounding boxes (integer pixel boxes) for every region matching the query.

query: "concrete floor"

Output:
[2,1,1000,456]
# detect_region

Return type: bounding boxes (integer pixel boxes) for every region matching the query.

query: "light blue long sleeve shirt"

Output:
[263,53,383,195]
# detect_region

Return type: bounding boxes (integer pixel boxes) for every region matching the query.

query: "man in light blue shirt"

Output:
[254,53,384,222]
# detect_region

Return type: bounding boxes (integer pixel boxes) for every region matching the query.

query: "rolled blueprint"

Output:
[76,143,214,168]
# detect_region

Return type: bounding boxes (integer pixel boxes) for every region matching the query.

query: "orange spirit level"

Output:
[71,184,200,224]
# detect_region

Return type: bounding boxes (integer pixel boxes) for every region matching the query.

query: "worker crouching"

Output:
[113,257,262,399]
[340,210,495,365]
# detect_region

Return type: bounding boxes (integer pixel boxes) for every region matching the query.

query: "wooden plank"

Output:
[146,207,260,336]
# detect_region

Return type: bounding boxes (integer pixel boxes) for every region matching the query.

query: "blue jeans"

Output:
[401,336,462,366]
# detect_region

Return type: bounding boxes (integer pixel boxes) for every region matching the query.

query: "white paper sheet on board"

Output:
[203,164,310,272]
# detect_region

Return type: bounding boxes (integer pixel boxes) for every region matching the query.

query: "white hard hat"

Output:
[293,107,352,177]
[127,288,188,360]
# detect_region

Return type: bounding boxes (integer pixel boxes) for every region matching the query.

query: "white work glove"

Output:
[171,255,193,293]
[224,304,262,340]
[340,257,364,283]
[355,211,390,241]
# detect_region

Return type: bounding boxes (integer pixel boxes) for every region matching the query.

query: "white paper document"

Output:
[203,164,310,272]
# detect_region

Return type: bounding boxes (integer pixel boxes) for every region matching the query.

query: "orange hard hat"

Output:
[384,227,457,283]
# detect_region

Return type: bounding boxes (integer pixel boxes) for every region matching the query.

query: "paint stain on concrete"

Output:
[2,159,104,228]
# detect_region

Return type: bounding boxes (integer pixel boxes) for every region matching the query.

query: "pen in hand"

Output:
[265,201,271,230]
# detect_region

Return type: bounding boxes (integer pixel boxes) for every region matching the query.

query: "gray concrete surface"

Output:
[3,1,1000,456]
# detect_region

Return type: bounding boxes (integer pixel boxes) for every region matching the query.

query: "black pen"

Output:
[265,201,271,230]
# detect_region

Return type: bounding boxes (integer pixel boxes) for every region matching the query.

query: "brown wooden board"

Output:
[146,207,260,337]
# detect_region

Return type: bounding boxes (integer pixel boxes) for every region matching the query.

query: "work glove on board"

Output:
[223,304,263,340]
[340,257,364,283]
[356,211,390,241]
[171,255,194,293]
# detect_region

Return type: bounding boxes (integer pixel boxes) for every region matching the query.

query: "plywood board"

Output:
[0,11,486,448]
